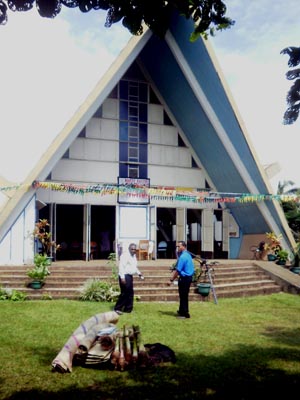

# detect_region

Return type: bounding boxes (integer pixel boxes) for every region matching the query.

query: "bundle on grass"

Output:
[51,311,119,373]
[51,311,175,373]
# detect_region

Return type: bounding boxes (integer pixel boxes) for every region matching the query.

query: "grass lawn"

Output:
[0,293,300,399]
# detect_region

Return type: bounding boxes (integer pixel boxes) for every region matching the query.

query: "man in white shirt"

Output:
[114,243,144,314]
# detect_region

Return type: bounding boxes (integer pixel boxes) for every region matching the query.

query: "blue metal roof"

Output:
[137,16,287,236]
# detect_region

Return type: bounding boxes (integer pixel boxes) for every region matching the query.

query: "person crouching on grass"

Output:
[168,241,194,319]
[114,243,144,315]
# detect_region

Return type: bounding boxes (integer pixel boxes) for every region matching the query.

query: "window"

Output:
[62,150,69,159]
[128,165,139,178]
[119,79,148,179]
[108,85,118,99]
[93,106,102,118]
[78,128,86,137]
[149,87,160,104]
[163,110,173,126]
[128,144,138,162]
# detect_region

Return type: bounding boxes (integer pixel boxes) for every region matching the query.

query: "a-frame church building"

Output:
[0,14,294,265]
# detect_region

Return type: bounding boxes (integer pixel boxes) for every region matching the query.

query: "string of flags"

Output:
[0,180,299,204]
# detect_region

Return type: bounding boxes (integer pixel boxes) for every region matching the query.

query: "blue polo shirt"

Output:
[176,250,194,277]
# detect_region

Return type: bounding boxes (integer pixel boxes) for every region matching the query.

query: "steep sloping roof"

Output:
[0,13,294,250]
[0,176,16,213]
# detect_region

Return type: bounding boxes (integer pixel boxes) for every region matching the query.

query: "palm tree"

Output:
[277,180,295,195]
[281,46,300,125]
[277,180,300,239]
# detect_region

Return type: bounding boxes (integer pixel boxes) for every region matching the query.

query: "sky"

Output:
[0,0,300,193]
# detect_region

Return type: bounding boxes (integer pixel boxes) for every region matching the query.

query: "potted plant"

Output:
[27,254,51,289]
[33,219,60,260]
[264,232,282,261]
[192,260,212,297]
[275,249,289,266]
[197,282,211,297]
[290,242,300,274]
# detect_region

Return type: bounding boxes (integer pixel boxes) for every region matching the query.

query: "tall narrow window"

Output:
[119,79,148,179]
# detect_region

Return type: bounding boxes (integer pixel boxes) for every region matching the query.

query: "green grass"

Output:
[1,293,300,399]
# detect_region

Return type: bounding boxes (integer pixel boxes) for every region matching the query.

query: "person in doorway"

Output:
[168,241,194,319]
[114,243,144,315]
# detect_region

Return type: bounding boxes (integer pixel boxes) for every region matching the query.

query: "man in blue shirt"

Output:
[168,241,194,319]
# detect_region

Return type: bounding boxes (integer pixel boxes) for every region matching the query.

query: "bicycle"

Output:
[250,241,265,260]
[194,257,219,304]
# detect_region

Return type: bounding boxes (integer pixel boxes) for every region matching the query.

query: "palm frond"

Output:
[283,104,300,125]
[286,68,300,81]
[281,46,300,67]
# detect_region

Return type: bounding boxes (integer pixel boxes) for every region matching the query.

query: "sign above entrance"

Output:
[117,177,150,205]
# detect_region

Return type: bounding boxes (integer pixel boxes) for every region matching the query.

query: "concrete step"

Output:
[0,273,275,288]
[0,260,284,301]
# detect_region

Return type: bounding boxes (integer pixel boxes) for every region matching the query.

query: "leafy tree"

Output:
[277,179,296,195]
[277,180,300,239]
[282,201,300,237]
[0,0,234,41]
[281,46,300,124]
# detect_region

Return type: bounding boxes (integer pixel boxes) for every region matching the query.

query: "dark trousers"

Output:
[178,275,193,316]
[114,274,134,313]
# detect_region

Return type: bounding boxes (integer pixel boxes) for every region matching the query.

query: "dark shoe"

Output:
[177,310,191,318]
[123,310,132,313]
[177,313,190,319]
[114,310,123,315]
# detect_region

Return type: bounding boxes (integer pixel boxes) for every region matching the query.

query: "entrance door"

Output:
[187,209,202,256]
[156,208,176,258]
[91,206,115,259]
[56,204,84,260]
[40,204,115,261]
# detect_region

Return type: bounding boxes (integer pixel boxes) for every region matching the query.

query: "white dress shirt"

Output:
[118,252,142,279]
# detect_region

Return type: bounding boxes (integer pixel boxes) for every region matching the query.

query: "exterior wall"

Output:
[43,88,207,202]
[148,124,177,145]
[36,74,229,260]
[0,196,35,265]
[149,165,204,187]
[35,75,233,261]
[52,159,119,183]
[37,189,116,206]
[70,139,119,162]
[148,144,191,167]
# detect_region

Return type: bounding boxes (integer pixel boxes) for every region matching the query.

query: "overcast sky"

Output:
[0,0,299,193]
[210,0,300,192]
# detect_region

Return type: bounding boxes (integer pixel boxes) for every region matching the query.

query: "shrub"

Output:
[10,289,28,301]
[27,254,51,282]
[264,232,282,255]
[79,279,120,302]
[33,218,60,256]
[107,252,118,281]
[0,286,9,300]
[0,287,27,301]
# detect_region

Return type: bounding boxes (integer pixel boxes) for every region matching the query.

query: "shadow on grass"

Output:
[3,341,300,400]
[262,326,300,346]
[158,310,178,317]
